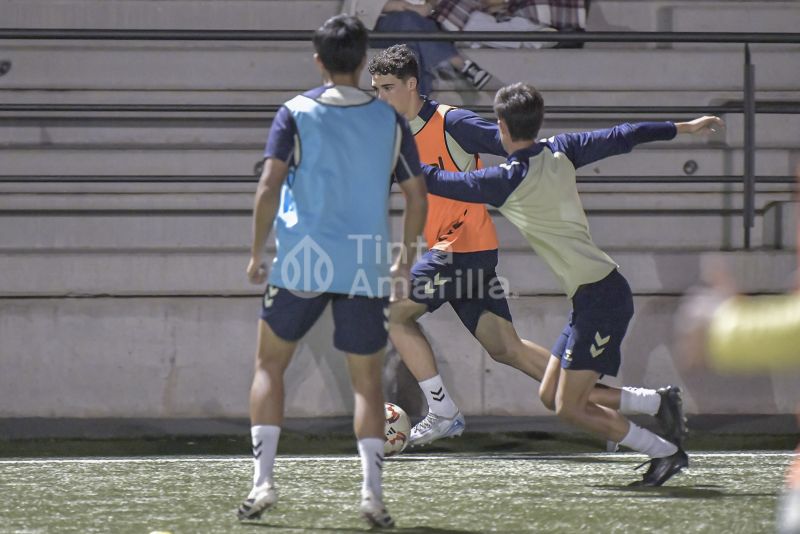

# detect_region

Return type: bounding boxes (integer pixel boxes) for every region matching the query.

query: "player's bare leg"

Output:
[389,298,438,381]
[238,320,297,521]
[346,349,394,529]
[473,311,549,381]
[541,355,621,412]
[389,298,464,447]
[555,368,630,440]
[539,355,686,445]
[250,320,296,426]
[555,368,687,486]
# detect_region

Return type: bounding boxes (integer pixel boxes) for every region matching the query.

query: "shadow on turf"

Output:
[242,524,481,533]
[593,484,778,499]
[399,454,616,464]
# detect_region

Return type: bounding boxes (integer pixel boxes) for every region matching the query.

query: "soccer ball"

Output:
[384,402,411,457]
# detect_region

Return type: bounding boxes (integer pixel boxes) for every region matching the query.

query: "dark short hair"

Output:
[493,83,545,141]
[367,44,420,83]
[312,15,368,75]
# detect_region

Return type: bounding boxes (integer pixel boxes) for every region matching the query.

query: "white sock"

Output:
[619,422,678,458]
[251,425,280,487]
[419,375,458,418]
[620,387,661,416]
[357,437,384,501]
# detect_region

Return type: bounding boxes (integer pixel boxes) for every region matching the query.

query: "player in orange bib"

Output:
[369,45,685,449]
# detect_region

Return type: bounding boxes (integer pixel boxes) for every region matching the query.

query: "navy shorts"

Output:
[260,285,389,355]
[550,269,634,377]
[409,249,512,334]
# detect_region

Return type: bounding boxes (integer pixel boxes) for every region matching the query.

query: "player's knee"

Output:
[487,346,515,366]
[255,355,287,376]
[388,299,424,325]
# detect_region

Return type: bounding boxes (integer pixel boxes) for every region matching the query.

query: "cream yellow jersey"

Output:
[422,122,678,297]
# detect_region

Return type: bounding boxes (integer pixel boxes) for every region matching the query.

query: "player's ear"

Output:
[408,76,417,92]
[313,53,325,75]
[497,118,508,135]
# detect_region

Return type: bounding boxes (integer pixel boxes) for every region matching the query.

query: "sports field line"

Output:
[0,451,793,465]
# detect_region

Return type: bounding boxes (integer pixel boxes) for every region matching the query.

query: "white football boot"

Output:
[409,411,465,447]
[236,481,277,520]
[360,489,394,529]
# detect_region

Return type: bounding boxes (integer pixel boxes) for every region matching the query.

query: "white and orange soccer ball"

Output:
[383,402,411,457]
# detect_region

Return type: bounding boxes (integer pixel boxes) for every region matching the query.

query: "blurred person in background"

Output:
[675,166,800,533]
[434,0,588,49]
[343,0,495,94]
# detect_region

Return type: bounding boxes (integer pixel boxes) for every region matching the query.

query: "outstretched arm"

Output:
[549,116,723,169]
[421,160,525,207]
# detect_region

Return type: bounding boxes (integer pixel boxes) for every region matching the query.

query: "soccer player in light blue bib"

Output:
[237,15,427,527]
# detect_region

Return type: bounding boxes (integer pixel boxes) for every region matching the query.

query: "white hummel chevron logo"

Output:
[264,286,279,308]
[590,331,611,358]
[424,273,449,294]
[383,307,390,330]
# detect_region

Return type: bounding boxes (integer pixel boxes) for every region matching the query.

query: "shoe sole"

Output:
[650,459,689,487]
[631,456,689,487]
[409,426,465,448]
[237,498,276,521]
[361,511,395,529]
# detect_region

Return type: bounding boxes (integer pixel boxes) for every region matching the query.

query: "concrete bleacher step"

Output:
[1,247,794,297]
[763,200,799,250]
[1,146,795,177]
[588,0,800,33]
[4,114,800,150]
[0,208,773,252]
[4,0,796,35]
[4,88,800,111]
[669,3,800,34]
[0,183,791,255]
[1,44,797,92]
[0,0,339,30]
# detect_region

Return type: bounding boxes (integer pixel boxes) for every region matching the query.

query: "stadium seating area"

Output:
[1,0,798,423]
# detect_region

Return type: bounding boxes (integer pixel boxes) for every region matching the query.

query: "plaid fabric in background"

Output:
[434,0,587,31]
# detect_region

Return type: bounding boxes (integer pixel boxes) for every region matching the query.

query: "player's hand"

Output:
[390,261,411,303]
[247,257,268,285]
[675,116,725,135]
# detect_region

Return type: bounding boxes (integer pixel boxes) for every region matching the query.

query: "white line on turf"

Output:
[0,451,793,465]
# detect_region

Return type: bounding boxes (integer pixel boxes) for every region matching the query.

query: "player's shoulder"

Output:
[539,135,571,157]
[508,144,547,167]
[300,85,329,100]
[288,85,384,110]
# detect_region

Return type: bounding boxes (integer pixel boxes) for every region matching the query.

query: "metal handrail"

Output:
[1,104,799,114]
[0,175,794,184]
[1,29,800,43]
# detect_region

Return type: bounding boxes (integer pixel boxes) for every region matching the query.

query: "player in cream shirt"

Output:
[422,82,724,487]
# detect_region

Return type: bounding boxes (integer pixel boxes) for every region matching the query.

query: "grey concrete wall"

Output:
[1,295,799,420]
